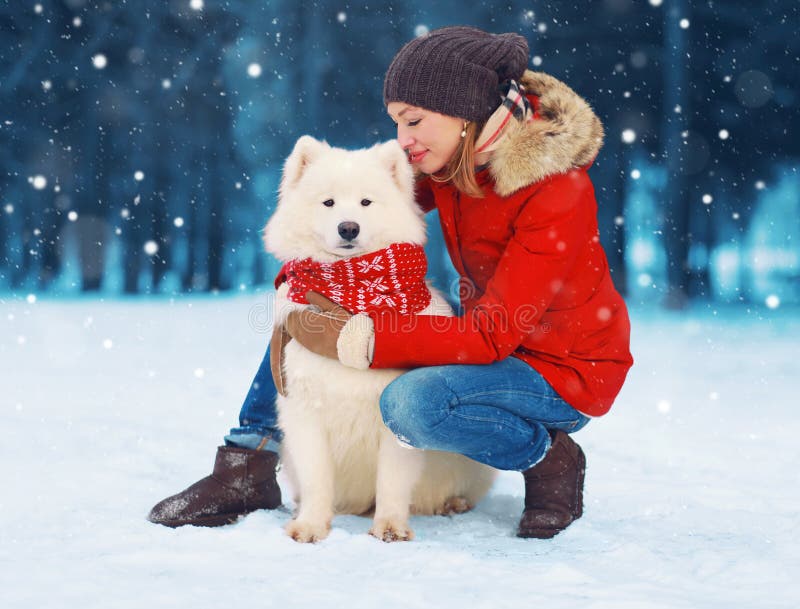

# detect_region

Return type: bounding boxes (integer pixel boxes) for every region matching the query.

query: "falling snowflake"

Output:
[735,70,773,108]
[621,129,636,144]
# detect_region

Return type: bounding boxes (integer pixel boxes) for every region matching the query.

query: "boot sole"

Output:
[516,526,563,539]
[153,511,247,528]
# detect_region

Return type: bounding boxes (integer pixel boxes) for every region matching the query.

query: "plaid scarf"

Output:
[474,79,535,156]
[274,242,431,315]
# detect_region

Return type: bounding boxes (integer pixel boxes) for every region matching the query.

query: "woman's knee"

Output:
[379,375,417,433]
[379,370,452,440]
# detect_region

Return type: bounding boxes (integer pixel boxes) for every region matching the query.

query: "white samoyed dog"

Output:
[264,135,496,543]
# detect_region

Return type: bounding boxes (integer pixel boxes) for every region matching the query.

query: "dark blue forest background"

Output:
[1,0,798,309]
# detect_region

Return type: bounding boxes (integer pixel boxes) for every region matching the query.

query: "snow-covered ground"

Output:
[2,293,798,608]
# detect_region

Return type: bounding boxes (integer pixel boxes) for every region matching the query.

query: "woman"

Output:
[149,26,633,539]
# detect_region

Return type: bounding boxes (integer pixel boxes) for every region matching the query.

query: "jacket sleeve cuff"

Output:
[336,313,374,370]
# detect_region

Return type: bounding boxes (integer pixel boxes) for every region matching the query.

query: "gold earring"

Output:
[461,122,468,138]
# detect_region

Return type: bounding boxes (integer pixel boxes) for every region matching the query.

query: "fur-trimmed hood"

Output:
[489,70,605,196]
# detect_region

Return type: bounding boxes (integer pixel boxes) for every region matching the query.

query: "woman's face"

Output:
[387,102,463,175]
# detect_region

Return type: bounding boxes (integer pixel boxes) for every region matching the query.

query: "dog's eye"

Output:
[322,199,335,207]
[360,199,372,207]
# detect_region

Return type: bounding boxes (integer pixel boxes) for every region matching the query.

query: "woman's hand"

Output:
[285,291,353,360]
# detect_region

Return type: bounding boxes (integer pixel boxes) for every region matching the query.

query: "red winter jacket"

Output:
[368,71,633,417]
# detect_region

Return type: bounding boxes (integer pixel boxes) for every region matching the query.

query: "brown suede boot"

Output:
[517,430,586,539]
[148,445,281,527]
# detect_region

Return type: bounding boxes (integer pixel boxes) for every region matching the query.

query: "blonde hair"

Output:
[429,121,485,198]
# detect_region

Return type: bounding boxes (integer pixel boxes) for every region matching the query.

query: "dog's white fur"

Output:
[264,136,496,543]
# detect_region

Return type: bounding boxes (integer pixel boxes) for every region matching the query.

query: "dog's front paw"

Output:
[285,518,330,543]
[369,517,414,543]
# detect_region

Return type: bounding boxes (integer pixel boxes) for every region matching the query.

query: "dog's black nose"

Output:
[338,221,360,241]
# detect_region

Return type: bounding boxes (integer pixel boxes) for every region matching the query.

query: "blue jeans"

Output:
[379,356,589,471]
[227,344,589,469]
[224,343,283,452]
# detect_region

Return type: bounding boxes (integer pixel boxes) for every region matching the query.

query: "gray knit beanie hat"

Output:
[383,26,529,123]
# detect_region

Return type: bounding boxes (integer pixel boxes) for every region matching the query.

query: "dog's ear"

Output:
[281,136,329,191]
[376,140,413,195]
